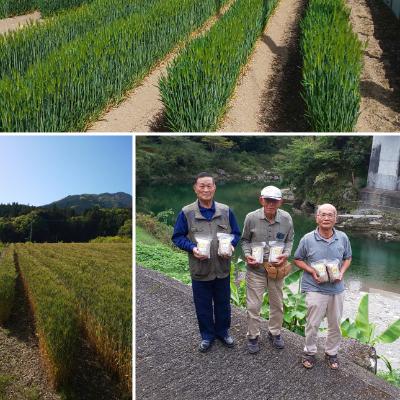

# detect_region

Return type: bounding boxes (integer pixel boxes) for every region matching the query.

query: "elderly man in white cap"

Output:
[241,186,294,353]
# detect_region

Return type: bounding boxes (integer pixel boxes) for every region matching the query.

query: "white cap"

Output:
[260,186,282,200]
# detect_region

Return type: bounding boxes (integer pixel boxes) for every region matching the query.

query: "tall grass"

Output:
[0,0,95,19]
[0,0,34,18]
[159,0,278,132]
[15,244,80,388]
[0,245,16,324]
[0,0,160,80]
[37,0,94,17]
[300,0,363,131]
[0,0,226,131]
[18,243,132,392]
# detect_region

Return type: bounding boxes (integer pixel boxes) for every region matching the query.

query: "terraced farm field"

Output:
[0,0,399,132]
[0,242,131,399]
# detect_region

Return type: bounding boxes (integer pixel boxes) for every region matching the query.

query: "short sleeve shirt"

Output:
[294,228,352,294]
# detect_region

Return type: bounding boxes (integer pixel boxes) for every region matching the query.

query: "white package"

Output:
[326,259,341,282]
[194,235,212,258]
[251,242,266,264]
[217,233,234,257]
[311,260,329,283]
[268,241,285,263]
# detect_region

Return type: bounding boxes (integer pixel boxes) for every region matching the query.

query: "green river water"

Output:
[137,182,400,295]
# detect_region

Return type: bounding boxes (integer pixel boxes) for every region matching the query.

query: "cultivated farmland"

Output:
[0,0,399,132]
[0,242,131,399]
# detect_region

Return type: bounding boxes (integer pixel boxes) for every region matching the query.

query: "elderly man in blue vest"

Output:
[172,172,241,353]
[294,203,352,370]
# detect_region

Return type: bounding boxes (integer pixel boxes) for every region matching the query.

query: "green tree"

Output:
[277,136,371,209]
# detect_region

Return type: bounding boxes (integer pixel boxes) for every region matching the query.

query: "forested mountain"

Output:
[45,192,132,213]
[0,193,132,243]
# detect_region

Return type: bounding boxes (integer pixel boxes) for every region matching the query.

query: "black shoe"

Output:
[268,331,284,349]
[247,337,260,354]
[218,335,235,348]
[199,340,212,353]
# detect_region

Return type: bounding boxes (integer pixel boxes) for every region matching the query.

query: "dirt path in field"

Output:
[87,1,235,133]
[0,11,41,36]
[347,0,400,131]
[219,0,307,132]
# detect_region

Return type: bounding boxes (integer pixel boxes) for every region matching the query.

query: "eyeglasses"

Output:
[262,198,280,203]
[318,213,335,219]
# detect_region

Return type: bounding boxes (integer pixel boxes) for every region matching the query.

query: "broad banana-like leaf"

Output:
[375,319,400,344]
[284,269,302,285]
[355,294,371,340]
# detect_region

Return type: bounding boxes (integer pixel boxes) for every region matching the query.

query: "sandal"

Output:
[325,353,339,370]
[302,354,316,369]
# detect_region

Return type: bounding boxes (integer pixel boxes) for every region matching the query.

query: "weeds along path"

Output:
[0,12,41,36]
[87,1,235,132]
[347,0,400,131]
[219,0,306,132]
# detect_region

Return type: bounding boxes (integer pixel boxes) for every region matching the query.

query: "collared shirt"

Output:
[241,207,294,274]
[172,200,241,253]
[294,228,352,294]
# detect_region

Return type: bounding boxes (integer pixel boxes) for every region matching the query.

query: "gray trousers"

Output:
[304,291,345,356]
[246,270,284,338]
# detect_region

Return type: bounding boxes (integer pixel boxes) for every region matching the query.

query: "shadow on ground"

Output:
[259,0,308,132]
[364,0,400,114]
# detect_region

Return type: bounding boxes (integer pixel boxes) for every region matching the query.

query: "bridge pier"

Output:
[360,136,400,212]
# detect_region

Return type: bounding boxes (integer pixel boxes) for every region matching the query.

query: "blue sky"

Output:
[0,136,132,206]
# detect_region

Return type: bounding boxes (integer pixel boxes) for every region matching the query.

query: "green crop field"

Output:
[0,0,391,132]
[0,242,131,394]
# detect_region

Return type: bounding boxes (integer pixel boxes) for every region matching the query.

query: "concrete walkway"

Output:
[136,267,400,400]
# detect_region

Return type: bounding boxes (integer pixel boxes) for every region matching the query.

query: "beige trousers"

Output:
[246,270,284,338]
[304,291,345,356]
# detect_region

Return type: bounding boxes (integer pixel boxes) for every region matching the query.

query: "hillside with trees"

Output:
[0,193,132,243]
[136,136,372,210]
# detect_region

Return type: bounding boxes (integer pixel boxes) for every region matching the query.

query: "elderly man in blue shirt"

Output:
[172,172,241,353]
[294,203,352,370]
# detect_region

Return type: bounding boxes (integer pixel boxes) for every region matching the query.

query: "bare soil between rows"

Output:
[0,270,128,400]
[348,0,400,131]
[0,12,41,35]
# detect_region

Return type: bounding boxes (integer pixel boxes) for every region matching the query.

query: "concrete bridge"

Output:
[361,136,400,212]
[136,267,400,400]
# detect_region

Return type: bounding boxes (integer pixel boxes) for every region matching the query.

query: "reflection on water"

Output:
[137,182,400,295]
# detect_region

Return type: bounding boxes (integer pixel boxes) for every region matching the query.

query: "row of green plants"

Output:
[18,243,132,392]
[300,0,363,131]
[0,0,228,131]
[159,0,278,132]
[0,0,92,19]
[0,0,160,80]
[0,245,16,324]
[0,0,33,19]
[15,244,80,388]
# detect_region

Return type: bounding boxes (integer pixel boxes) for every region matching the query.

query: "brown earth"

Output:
[219,0,307,132]
[347,0,400,131]
[0,12,41,36]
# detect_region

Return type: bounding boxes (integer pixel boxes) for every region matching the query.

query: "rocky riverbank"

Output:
[336,211,400,242]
